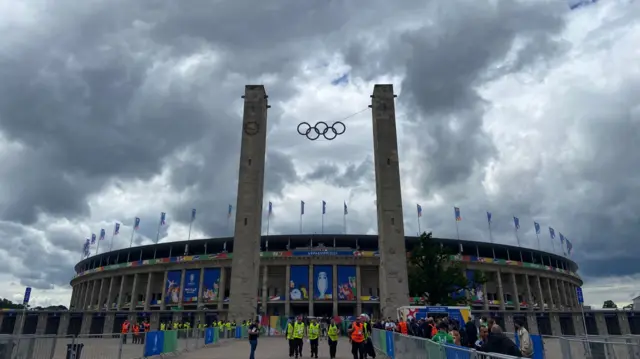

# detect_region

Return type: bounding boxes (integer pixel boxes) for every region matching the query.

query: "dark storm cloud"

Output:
[304,158,373,188]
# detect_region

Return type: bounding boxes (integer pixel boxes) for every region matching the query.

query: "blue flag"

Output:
[487,211,492,223]
[513,216,520,230]
[343,202,348,215]
[268,201,273,216]
[99,229,106,240]
[534,222,540,234]
[191,208,196,221]
[91,233,96,244]
[114,223,120,235]
[549,227,555,239]
[301,201,305,215]
[322,200,326,215]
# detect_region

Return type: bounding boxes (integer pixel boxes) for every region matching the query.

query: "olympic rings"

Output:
[297,121,346,141]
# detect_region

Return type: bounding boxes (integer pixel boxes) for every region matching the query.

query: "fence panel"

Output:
[72,333,124,359]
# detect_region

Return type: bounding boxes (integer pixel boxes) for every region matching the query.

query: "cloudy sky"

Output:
[0,0,638,308]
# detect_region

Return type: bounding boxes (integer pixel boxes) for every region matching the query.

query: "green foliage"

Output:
[408,232,486,306]
[603,300,618,309]
[0,298,25,309]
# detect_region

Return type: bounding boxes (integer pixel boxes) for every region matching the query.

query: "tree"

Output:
[0,298,24,310]
[408,232,486,306]
[603,300,618,309]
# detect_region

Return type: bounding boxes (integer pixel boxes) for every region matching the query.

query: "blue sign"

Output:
[23,287,31,305]
[205,328,214,345]
[183,269,200,303]
[576,287,584,304]
[144,331,164,357]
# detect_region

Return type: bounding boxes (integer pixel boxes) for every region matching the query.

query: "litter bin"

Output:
[66,343,84,359]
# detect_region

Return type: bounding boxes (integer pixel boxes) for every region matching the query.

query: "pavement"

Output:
[183,337,357,359]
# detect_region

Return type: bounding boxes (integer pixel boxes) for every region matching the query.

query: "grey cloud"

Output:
[304,159,373,188]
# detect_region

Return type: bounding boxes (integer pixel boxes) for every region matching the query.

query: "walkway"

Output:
[183,337,357,359]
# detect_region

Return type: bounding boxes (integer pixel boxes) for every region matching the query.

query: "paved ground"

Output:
[185,337,357,359]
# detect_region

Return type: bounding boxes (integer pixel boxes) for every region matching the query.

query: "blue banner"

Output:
[165,271,182,305]
[289,265,309,300]
[205,328,214,345]
[183,269,200,303]
[337,266,356,301]
[314,265,333,300]
[202,268,221,303]
[144,331,164,356]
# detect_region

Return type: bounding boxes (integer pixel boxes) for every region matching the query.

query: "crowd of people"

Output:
[373,315,533,358]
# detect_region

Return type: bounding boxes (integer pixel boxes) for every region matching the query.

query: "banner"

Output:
[289,265,309,300]
[337,266,356,301]
[183,269,200,302]
[165,271,182,304]
[466,270,484,303]
[202,268,221,303]
[314,265,333,300]
[163,330,177,353]
[144,331,164,356]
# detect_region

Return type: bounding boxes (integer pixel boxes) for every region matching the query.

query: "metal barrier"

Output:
[371,329,521,359]
[504,332,640,359]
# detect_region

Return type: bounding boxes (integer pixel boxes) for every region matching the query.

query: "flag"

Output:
[83,239,90,256]
[559,233,565,244]
[114,223,120,235]
[191,209,196,222]
[301,201,305,215]
[268,201,273,216]
[454,207,461,221]
[91,233,96,244]
[549,227,555,239]
[134,217,141,230]
[487,211,492,223]
[99,229,106,240]
[228,204,233,218]
[344,202,348,215]
[322,200,326,215]
[417,204,422,218]
[160,212,166,225]
[534,222,540,234]
[566,239,573,254]
[513,217,520,230]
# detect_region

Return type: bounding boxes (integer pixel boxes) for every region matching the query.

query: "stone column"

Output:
[545,277,555,310]
[285,265,291,317]
[535,276,544,311]
[526,313,539,334]
[161,270,169,310]
[144,272,154,311]
[524,274,534,311]
[178,269,186,303]
[129,273,139,311]
[96,279,106,311]
[356,265,362,315]
[261,266,268,315]
[80,313,92,334]
[572,313,585,335]
[217,267,227,310]
[496,271,506,310]
[116,275,126,310]
[595,313,608,335]
[482,276,489,310]
[510,272,520,310]
[504,313,515,333]
[69,286,77,309]
[35,314,47,334]
[197,269,205,308]
[103,313,115,334]
[554,279,562,309]
[332,265,338,317]
[618,312,631,334]
[550,313,562,336]
[83,282,92,310]
[57,313,70,336]
[106,277,115,311]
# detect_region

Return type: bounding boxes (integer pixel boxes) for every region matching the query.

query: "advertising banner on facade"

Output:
[313,265,333,300]
[182,269,200,302]
[202,268,221,303]
[337,266,356,301]
[165,271,182,305]
[289,265,309,301]
[466,270,484,303]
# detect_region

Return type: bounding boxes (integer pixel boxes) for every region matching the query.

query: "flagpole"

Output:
[129,218,136,248]
[321,213,324,235]
[515,228,521,247]
[267,214,270,236]
[343,213,346,234]
[488,221,493,243]
[109,229,115,252]
[185,219,193,256]
[299,212,303,234]
[455,220,460,240]
[155,217,161,244]
[95,235,101,256]
[417,214,421,236]
[535,232,541,250]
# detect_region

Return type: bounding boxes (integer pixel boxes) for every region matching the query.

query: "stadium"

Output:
[2,84,638,340]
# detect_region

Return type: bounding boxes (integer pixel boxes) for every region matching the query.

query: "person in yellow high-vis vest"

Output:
[308,318,320,358]
[293,316,305,359]
[327,319,339,359]
[286,319,295,358]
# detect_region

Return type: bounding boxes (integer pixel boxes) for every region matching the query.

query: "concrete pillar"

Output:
[89,280,98,309]
[144,272,153,311]
[0,314,4,331]
[550,313,562,336]
[178,269,186,303]
[197,269,205,308]
[13,314,24,334]
[572,313,585,335]
[150,312,160,331]
[510,272,520,310]
[83,281,92,310]
[595,313,608,335]
[545,277,555,310]
[116,275,126,310]
[332,265,338,317]
[504,313,515,333]
[106,277,115,311]
[371,84,409,319]
[496,271,506,310]
[524,275,534,311]
[356,265,362,315]
[618,312,631,335]
[97,279,106,311]
[69,286,78,309]
[309,264,314,316]
[129,273,139,311]
[535,276,545,310]
[217,267,226,310]
[285,265,291,317]
[35,314,47,334]
[482,273,489,310]
[80,314,92,334]
[554,279,562,309]
[161,270,169,310]
[57,313,70,336]
[526,313,539,334]
[228,85,269,321]
[261,266,268,315]
[103,313,115,334]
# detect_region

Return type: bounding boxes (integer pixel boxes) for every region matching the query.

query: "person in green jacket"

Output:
[431,322,455,344]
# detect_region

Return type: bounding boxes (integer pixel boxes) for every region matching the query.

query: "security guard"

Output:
[308,318,320,358]
[286,319,295,358]
[121,319,130,344]
[327,319,339,359]
[293,316,305,359]
[348,316,365,359]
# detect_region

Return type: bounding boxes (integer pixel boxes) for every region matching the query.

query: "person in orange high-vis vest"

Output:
[142,320,151,345]
[132,323,141,344]
[398,320,408,335]
[348,317,365,359]
[121,320,130,344]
